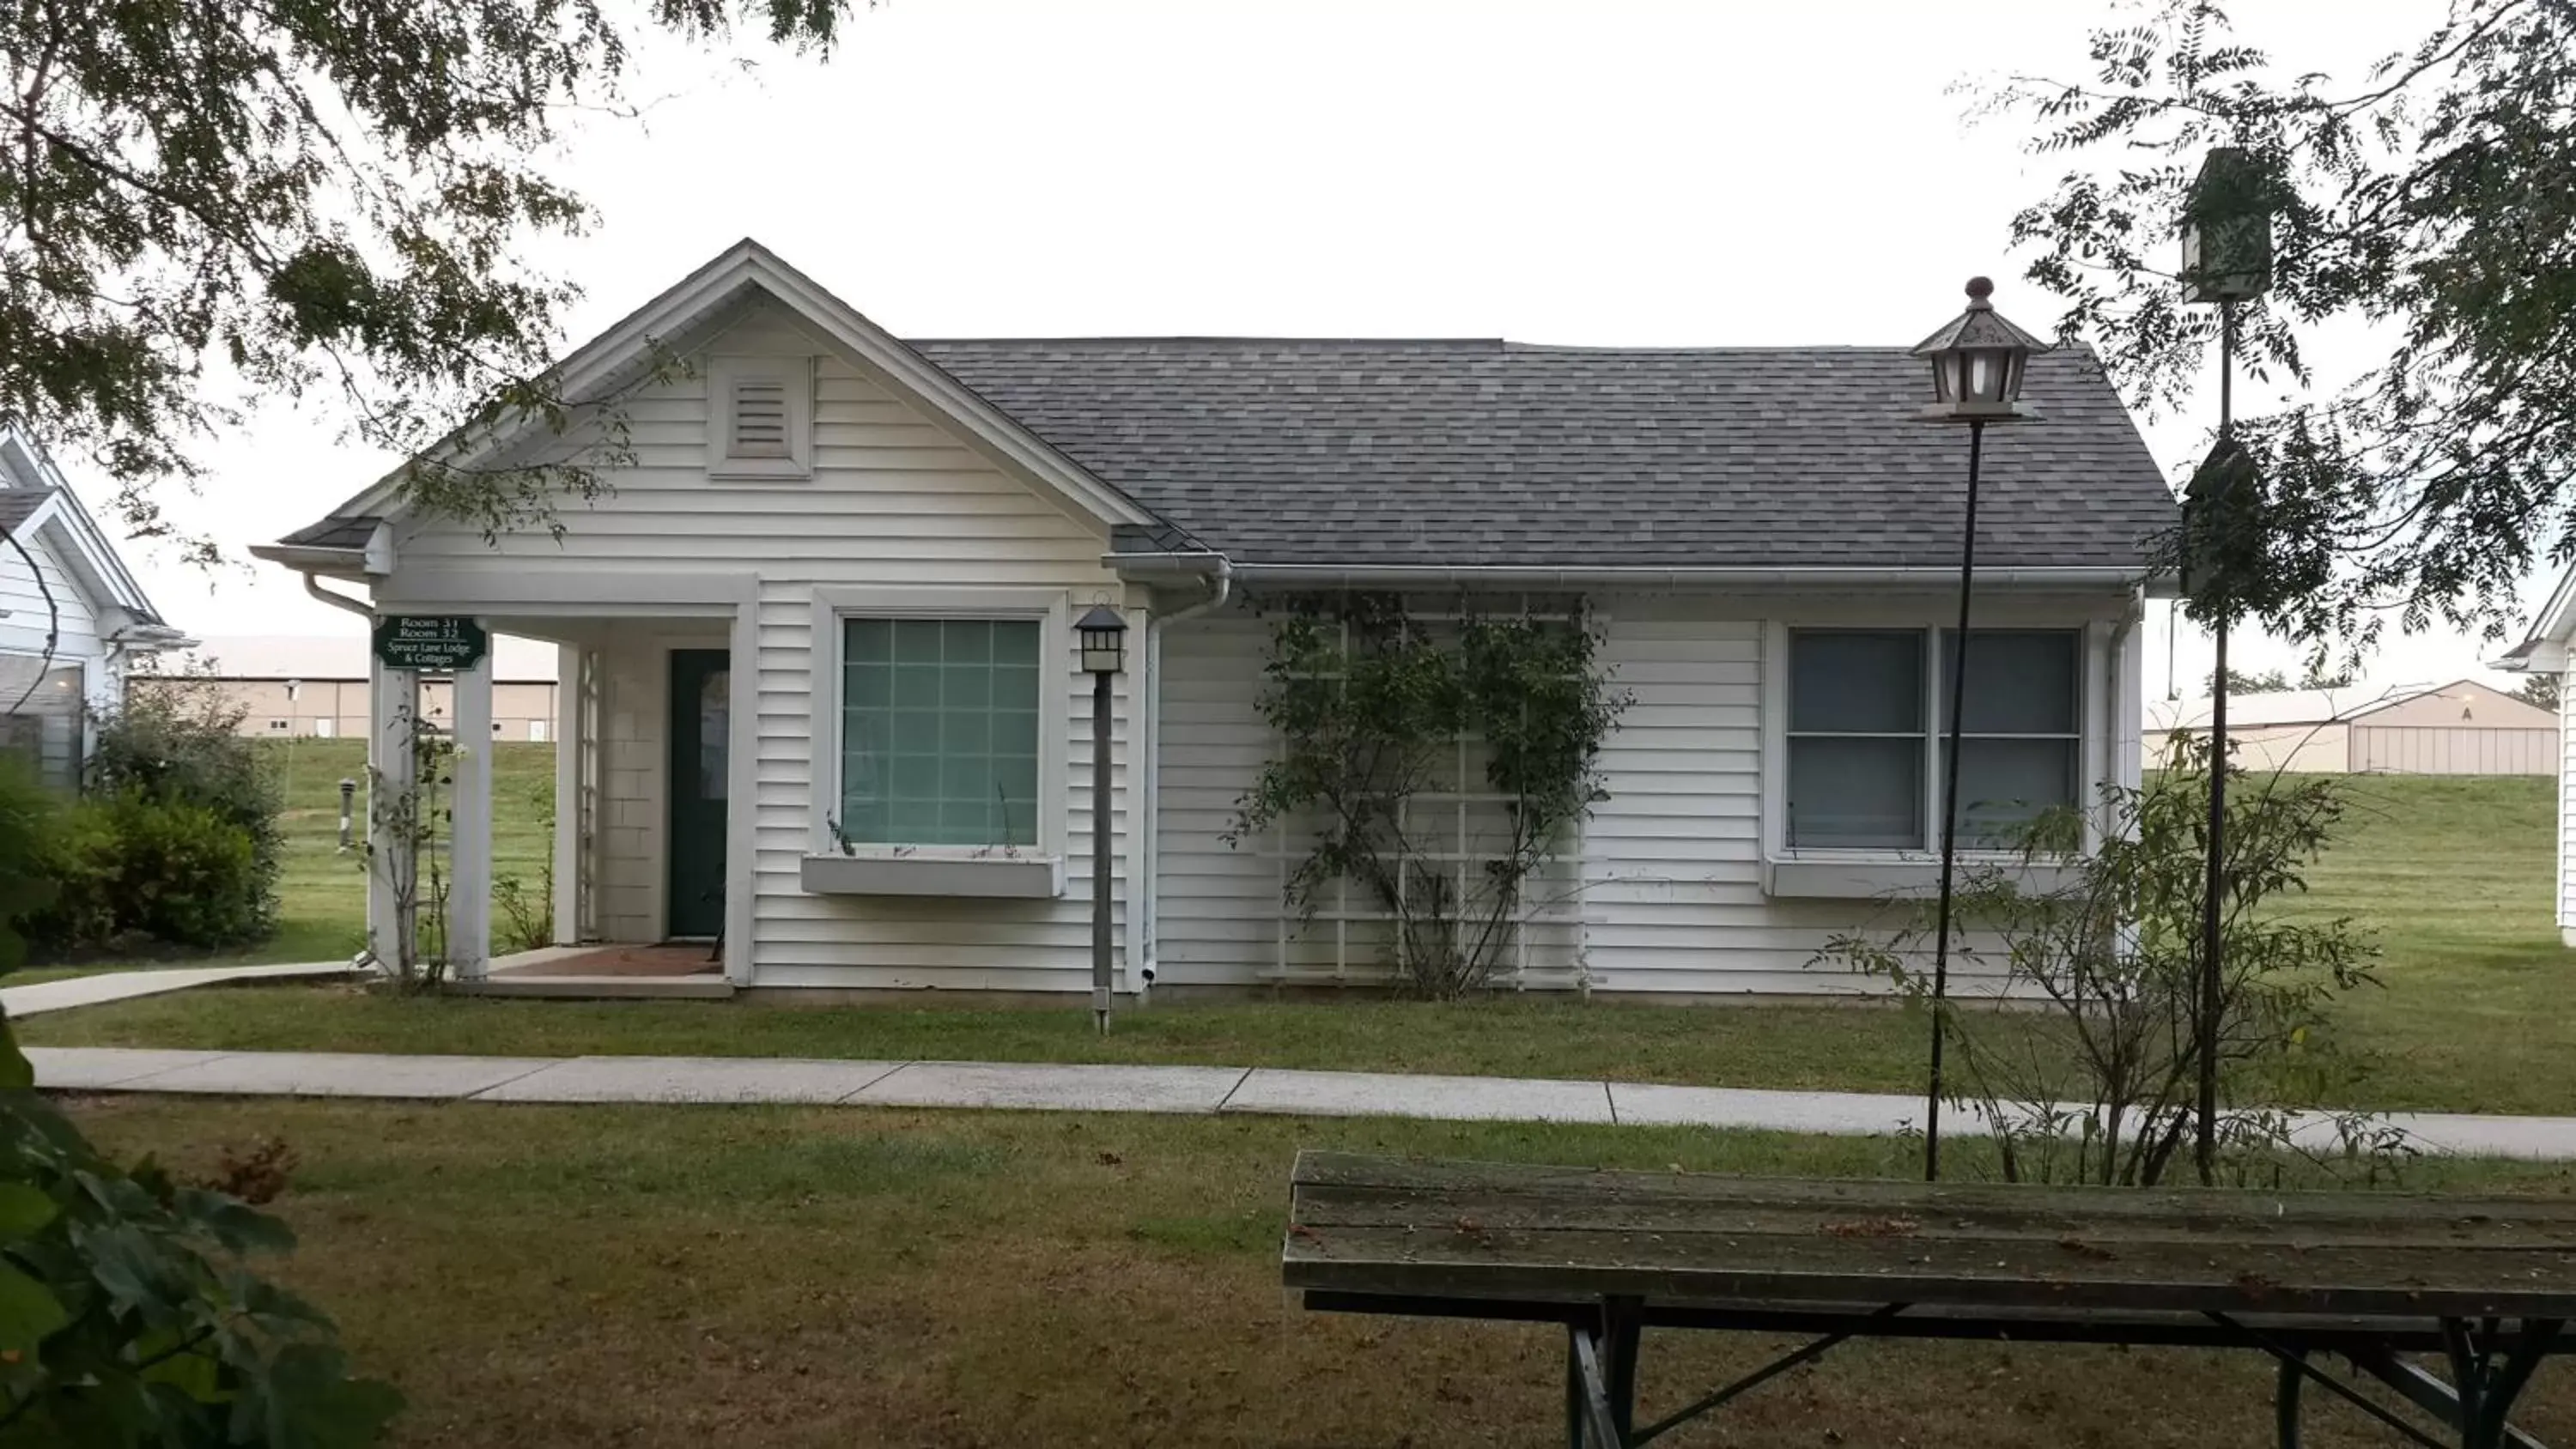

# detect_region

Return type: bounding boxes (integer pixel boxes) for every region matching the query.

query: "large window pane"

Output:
[1941,737,2081,844]
[1938,631,2079,734]
[1789,737,1923,848]
[1790,631,1923,734]
[841,616,1042,846]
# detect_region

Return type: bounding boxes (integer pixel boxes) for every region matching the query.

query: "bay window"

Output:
[1786,627,2081,851]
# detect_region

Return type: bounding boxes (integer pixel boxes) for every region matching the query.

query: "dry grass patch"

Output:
[63,1096,2576,1448]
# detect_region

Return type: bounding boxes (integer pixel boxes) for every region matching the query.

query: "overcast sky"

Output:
[130,0,2524,700]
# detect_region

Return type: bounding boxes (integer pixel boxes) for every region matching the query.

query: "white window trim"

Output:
[807,585,1070,864]
[1759,616,2116,895]
[707,355,814,481]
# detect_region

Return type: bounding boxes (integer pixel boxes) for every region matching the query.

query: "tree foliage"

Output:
[2516,672,2560,712]
[0,0,851,549]
[0,1094,401,1446]
[1990,0,2576,648]
[2208,665,2291,694]
[1818,737,2385,1188]
[0,756,393,1443]
[1227,595,1628,998]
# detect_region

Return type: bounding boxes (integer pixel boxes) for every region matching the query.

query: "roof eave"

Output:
[1112,559,2158,591]
[250,542,372,579]
[279,239,1166,549]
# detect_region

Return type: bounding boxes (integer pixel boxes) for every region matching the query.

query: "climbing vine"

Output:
[1227,594,1628,997]
[363,708,456,994]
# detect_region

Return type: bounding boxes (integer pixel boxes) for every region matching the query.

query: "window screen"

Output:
[841,618,1042,847]
[1786,631,1925,848]
[1786,628,2083,850]
[1938,630,2081,842]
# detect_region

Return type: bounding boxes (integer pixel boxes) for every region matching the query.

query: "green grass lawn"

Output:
[26,770,2576,1116]
[2283,773,2572,1114]
[66,1095,2576,1449]
[39,737,556,973]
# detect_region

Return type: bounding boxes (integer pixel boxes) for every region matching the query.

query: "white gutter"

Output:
[1134,555,1232,992]
[301,571,375,621]
[1212,561,2162,591]
[250,543,372,577]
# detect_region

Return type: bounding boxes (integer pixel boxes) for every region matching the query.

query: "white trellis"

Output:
[1256,594,1591,990]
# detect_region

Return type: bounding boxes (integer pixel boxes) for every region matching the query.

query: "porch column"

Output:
[366,654,417,973]
[551,643,584,947]
[449,634,495,979]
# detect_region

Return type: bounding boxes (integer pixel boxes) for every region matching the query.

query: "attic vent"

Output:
[731,379,791,458]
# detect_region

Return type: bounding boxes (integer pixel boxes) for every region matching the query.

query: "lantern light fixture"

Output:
[1911,276,2048,423]
[1078,603,1127,676]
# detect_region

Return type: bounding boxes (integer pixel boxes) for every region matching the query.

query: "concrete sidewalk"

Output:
[30,1045,2576,1160]
[3,962,353,1019]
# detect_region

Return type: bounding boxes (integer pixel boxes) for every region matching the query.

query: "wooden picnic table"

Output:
[1282,1151,2576,1449]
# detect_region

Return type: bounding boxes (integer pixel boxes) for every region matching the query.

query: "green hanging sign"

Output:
[372,615,489,674]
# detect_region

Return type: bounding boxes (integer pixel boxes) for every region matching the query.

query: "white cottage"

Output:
[257,241,2175,999]
[0,431,188,788]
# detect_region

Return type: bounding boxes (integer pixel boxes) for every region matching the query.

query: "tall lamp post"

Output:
[2180,147,2273,1182]
[1910,276,2046,1182]
[1078,603,1128,1035]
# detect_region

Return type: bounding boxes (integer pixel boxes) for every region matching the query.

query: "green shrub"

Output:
[27,794,267,955]
[0,756,60,973]
[68,683,282,948]
[0,720,393,1442]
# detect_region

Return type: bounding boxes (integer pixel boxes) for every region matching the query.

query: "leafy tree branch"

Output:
[1227,594,1628,998]
[0,0,853,554]
[1986,0,2576,649]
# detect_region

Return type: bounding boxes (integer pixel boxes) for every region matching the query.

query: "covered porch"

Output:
[362,573,760,991]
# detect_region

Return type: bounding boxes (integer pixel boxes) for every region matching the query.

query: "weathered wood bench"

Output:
[1282,1151,2576,1449]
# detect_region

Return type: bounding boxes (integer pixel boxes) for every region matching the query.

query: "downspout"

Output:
[2105,591,2142,834]
[302,570,374,621]
[1137,556,1233,993]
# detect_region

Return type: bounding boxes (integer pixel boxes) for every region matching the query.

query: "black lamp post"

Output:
[1078,603,1128,1035]
[2180,147,2273,1182]
[1910,276,2047,1182]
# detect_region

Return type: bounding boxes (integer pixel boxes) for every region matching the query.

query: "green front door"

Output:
[666,649,730,940]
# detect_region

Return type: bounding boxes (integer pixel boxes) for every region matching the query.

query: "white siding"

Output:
[381,305,1136,989]
[1579,609,1878,995]
[1151,613,1285,985]
[0,523,109,787]
[2560,672,2576,941]
[0,523,104,664]
[1151,597,2008,996]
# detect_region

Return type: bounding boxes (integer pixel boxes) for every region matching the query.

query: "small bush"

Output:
[83,682,283,939]
[28,793,267,953]
[0,754,61,973]
[23,682,283,956]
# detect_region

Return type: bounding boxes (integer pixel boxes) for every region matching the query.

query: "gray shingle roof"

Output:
[0,488,54,533]
[281,516,380,549]
[909,339,2175,570]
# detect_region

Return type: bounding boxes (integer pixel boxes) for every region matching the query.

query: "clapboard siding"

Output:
[0,524,103,661]
[1151,614,1279,985]
[2561,673,2576,940]
[1580,609,1885,992]
[1151,600,1914,994]
[381,304,1136,989]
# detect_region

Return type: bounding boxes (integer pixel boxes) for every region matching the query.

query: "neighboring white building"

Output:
[0,432,189,788]
[2145,679,2555,776]
[139,634,562,743]
[254,239,2176,999]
